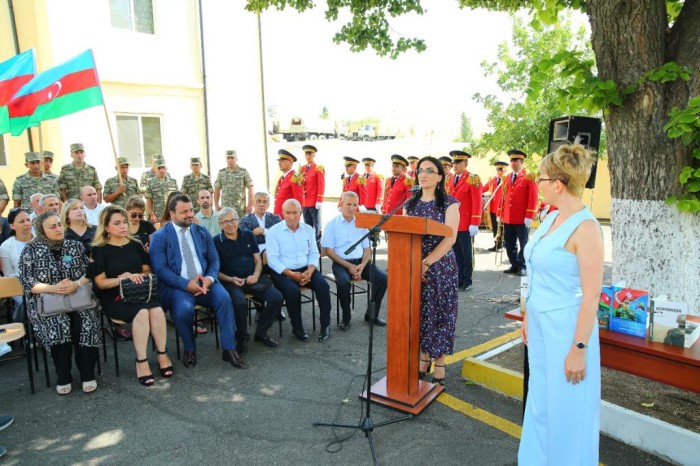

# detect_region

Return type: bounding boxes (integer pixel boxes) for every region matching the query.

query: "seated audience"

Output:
[61,199,96,256]
[80,186,105,226]
[195,190,220,236]
[18,212,101,395]
[239,192,282,255]
[39,194,61,214]
[266,199,332,342]
[322,192,387,330]
[0,208,34,322]
[126,196,156,250]
[92,206,173,386]
[149,194,244,369]
[214,207,283,351]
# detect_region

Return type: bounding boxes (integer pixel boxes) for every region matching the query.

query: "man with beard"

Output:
[149,194,243,369]
[195,189,220,236]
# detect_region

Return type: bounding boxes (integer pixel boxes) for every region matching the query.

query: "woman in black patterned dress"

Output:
[405,156,460,386]
[19,212,101,395]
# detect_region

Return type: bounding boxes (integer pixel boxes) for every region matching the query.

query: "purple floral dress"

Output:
[407,196,459,357]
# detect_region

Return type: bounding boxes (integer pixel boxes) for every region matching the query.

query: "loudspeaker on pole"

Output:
[547,116,602,189]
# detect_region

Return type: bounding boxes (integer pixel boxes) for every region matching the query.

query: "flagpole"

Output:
[38,123,44,168]
[102,103,122,184]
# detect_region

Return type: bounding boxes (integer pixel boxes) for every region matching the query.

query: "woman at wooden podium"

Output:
[518,142,602,465]
[405,156,459,386]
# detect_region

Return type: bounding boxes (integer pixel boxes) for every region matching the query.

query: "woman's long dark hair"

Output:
[8,207,28,237]
[405,156,448,212]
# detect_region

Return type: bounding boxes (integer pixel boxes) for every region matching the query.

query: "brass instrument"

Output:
[495,176,507,266]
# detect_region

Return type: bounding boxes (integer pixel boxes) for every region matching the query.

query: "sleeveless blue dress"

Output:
[518,207,601,466]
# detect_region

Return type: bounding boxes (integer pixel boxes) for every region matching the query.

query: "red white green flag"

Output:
[0,49,36,134]
[7,49,104,136]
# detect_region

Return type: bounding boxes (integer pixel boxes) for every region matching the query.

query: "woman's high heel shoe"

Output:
[431,364,446,386]
[157,349,174,378]
[136,357,154,386]
[419,358,432,380]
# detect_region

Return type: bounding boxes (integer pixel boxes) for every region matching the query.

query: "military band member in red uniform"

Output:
[340,156,363,205]
[382,154,414,215]
[483,161,508,251]
[440,156,455,193]
[300,144,325,242]
[274,149,303,216]
[499,149,538,276]
[406,156,419,178]
[359,157,384,212]
[449,150,482,291]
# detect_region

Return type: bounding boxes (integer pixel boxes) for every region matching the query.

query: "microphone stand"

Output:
[313,192,417,466]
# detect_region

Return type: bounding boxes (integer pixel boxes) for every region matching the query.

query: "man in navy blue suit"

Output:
[149,194,245,369]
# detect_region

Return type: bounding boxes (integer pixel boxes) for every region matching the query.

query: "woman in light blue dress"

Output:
[518,142,603,466]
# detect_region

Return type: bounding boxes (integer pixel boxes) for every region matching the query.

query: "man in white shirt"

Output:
[80,185,105,225]
[194,190,220,236]
[266,198,332,342]
[322,192,387,330]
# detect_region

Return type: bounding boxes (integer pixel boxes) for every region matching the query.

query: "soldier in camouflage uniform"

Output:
[146,158,179,222]
[181,157,212,214]
[104,156,140,208]
[58,143,102,202]
[214,150,254,218]
[0,178,9,214]
[140,154,172,194]
[12,152,61,213]
[42,151,59,185]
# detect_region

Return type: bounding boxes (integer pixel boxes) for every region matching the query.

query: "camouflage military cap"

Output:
[70,143,84,152]
[117,156,130,166]
[190,157,201,165]
[25,152,41,162]
[151,154,165,165]
[42,150,55,159]
[225,150,237,157]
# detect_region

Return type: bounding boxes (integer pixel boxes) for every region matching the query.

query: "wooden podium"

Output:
[355,213,454,415]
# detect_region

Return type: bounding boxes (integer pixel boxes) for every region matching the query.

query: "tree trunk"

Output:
[588,0,700,310]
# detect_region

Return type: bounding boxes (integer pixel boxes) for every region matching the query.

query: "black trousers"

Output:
[49,313,98,385]
[503,223,529,270]
[303,207,321,242]
[223,280,284,342]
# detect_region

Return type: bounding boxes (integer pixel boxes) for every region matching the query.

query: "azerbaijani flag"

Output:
[7,49,103,136]
[0,49,36,134]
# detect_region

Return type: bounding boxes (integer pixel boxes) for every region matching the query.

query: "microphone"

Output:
[402,184,422,207]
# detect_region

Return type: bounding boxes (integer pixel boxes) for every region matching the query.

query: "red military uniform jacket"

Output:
[274,170,303,215]
[498,170,538,224]
[341,172,364,205]
[358,172,384,209]
[482,175,504,214]
[382,174,414,215]
[445,173,455,196]
[301,163,325,208]
[450,171,483,231]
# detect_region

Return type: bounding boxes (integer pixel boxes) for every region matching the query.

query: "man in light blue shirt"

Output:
[322,191,387,330]
[267,198,332,342]
[194,190,221,236]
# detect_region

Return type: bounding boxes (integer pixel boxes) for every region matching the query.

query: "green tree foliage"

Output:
[472,15,605,166]
[458,112,473,143]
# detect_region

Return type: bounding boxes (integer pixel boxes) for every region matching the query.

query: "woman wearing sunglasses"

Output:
[125,196,156,251]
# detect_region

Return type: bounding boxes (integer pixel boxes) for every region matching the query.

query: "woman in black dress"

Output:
[92,205,173,386]
[61,199,96,256]
[125,196,155,251]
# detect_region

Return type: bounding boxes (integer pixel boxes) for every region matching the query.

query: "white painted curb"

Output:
[600,400,700,466]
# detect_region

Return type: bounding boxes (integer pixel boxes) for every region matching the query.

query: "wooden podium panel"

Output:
[356,213,453,414]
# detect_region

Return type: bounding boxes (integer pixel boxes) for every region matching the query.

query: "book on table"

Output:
[601,283,650,338]
[650,298,700,348]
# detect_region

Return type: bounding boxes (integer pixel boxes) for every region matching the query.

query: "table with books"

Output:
[505,308,700,394]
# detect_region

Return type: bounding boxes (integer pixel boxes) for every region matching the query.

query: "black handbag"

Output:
[38,282,99,317]
[119,274,159,304]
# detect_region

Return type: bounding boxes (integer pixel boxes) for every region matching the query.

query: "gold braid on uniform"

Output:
[404,177,415,187]
[291,172,304,186]
[468,173,482,187]
[525,172,537,182]
[357,176,367,186]
[316,164,324,173]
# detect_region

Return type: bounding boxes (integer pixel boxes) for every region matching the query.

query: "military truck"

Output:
[279,117,337,141]
[340,123,398,141]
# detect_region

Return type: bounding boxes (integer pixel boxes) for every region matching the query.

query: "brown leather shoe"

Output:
[183,351,197,368]
[222,349,246,368]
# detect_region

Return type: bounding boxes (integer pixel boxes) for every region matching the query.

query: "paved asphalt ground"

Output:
[0,220,671,465]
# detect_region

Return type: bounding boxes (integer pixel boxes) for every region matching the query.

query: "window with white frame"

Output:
[116,114,162,168]
[109,0,154,34]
